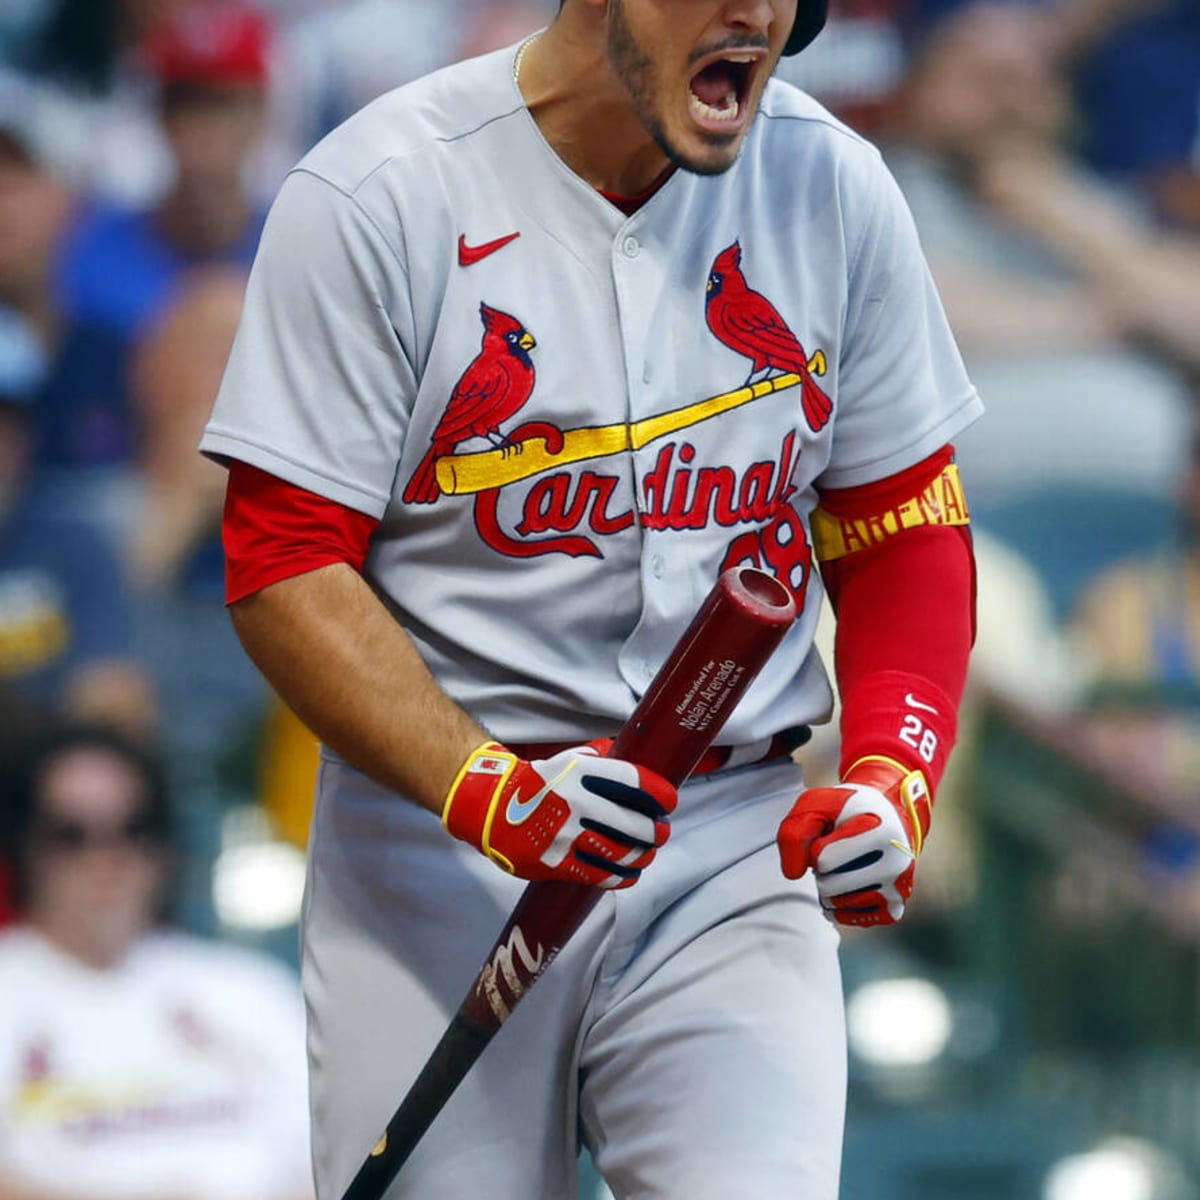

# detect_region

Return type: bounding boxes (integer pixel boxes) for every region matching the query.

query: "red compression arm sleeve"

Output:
[222,460,380,605]
[817,446,976,792]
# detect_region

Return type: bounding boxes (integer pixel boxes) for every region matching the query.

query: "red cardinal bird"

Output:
[705,241,832,433]
[403,303,537,504]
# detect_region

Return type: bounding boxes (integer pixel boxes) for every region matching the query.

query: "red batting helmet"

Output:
[784,0,829,55]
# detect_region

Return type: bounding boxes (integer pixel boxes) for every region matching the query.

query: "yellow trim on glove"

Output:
[441,741,518,832]
[845,754,930,857]
[484,844,516,874]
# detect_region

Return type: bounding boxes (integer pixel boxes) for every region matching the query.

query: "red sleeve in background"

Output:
[222,460,381,605]
[817,447,976,793]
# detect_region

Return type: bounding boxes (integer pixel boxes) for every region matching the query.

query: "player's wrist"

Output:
[838,670,956,794]
[442,741,520,868]
[843,754,932,856]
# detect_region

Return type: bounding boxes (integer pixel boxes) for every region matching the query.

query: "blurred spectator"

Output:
[0,86,136,550]
[129,266,241,591]
[778,0,914,134]
[1069,0,1200,234]
[970,529,1081,712]
[908,0,1171,49]
[1063,420,1199,831]
[1045,0,1176,57]
[889,1,1200,367]
[0,1,195,207]
[41,2,271,553]
[0,11,272,757]
[24,1,190,94]
[880,1,1197,508]
[274,0,554,156]
[0,2,54,70]
[58,3,270,330]
[0,89,71,344]
[0,687,43,928]
[5,2,558,208]
[899,0,1200,231]
[128,268,268,760]
[274,0,462,151]
[0,306,155,740]
[1070,424,1200,699]
[455,0,556,59]
[0,722,313,1200]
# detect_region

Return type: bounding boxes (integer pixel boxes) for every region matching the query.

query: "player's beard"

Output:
[607,0,743,177]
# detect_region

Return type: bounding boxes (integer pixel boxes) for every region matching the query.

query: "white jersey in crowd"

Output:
[201,43,981,748]
[0,927,313,1200]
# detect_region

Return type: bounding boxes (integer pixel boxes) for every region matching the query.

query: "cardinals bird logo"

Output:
[705,241,832,433]
[404,303,537,504]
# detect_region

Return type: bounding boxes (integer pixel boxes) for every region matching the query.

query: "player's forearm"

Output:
[230,563,489,814]
[814,450,975,790]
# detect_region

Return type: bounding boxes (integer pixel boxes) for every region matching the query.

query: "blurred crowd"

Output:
[0,0,1196,1196]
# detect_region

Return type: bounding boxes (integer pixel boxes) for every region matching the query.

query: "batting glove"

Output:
[777,756,932,927]
[442,740,677,889]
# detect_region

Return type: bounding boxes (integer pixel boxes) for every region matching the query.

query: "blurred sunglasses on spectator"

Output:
[31,812,165,855]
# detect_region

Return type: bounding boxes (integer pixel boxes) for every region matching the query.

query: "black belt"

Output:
[508,725,811,777]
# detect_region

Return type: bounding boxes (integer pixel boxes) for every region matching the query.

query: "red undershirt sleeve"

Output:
[815,445,976,793]
[222,459,381,605]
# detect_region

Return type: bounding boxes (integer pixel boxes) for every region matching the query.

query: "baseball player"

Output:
[201,1,982,1198]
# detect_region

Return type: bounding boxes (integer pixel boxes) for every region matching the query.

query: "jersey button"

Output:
[622,235,641,259]
[651,555,665,579]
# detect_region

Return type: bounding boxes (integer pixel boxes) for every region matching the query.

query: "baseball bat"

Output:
[340,566,798,1200]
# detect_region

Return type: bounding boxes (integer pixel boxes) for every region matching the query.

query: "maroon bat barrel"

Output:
[341,567,797,1200]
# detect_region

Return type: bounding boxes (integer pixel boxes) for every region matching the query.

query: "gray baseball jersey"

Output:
[201,42,982,1200]
[201,45,982,751]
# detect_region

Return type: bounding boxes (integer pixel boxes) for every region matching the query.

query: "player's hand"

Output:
[442,739,677,889]
[776,756,932,927]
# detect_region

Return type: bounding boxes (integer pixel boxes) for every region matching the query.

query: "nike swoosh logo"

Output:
[905,693,940,715]
[506,759,578,825]
[458,231,520,266]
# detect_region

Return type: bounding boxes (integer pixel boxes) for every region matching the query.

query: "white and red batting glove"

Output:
[442,739,677,889]
[777,756,932,927]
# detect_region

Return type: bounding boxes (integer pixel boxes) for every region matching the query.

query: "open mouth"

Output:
[688,53,759,126]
